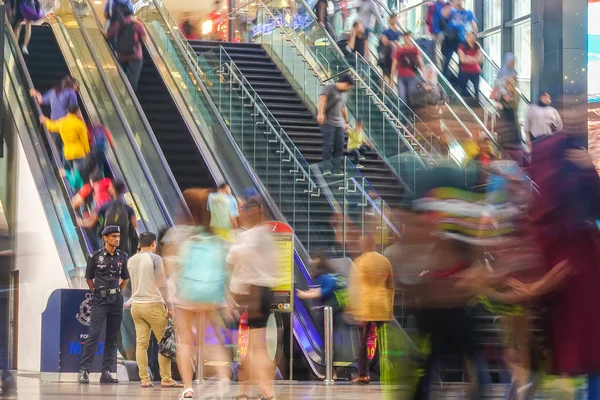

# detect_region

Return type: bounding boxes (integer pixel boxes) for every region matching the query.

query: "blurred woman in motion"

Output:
[167,189,231,400]
[348,234,394,384]
[227,197,277,400]
[506,134,600,400]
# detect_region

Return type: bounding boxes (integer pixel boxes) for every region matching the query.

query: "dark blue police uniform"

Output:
[79,226,129,382]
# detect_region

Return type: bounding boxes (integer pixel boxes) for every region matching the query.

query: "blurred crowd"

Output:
[297,127,599,399]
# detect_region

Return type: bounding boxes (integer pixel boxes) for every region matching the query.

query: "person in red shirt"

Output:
[457,32,483,100]
[391,31,423,105]
[105,8,147,91]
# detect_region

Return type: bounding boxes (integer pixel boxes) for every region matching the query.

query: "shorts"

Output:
[233,285,273,329]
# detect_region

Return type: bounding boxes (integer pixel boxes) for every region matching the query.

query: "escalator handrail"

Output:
[3,16,89,276]
[68,0,186,226]
[215,46,318,187]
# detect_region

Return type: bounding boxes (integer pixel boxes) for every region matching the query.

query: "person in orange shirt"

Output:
[40,104,90,174]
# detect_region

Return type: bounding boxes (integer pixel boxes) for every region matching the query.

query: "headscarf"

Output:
[497,52,517,82]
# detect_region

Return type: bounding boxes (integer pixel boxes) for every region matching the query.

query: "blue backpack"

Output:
[177,232,227,305]
[89,124,109,153]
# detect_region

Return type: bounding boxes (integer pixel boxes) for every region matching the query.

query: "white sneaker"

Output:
[356,164,365,169]
[358,156,366,161]
[21,45,29,55]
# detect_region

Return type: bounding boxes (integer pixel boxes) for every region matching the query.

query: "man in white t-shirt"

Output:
[127,232,182,388]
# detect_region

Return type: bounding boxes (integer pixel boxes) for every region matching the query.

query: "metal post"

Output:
[324,306,334,385]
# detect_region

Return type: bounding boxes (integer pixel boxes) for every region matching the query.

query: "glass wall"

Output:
[477,0,532,100]
[482,32,501,83]
[483,0,502,30]
[513,20,532,97]
[513,0,531,19]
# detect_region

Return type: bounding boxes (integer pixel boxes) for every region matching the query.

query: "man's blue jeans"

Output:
[320,123,345,173]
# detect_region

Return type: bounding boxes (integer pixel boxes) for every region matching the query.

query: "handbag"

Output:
[158,318,177,362]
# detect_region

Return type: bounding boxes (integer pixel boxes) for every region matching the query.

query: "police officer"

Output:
[78,225,130,384]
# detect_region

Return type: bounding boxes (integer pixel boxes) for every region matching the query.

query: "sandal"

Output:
[179,388,194,399]
[141,381,153,388]
[161,380,184,388]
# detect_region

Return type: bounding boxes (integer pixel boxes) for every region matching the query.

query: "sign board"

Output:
[41,289,113,382]
[261,221,294,312]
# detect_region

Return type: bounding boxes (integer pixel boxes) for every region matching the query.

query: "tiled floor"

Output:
[5,374,586,399]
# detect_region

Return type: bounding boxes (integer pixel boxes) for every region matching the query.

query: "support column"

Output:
[531,0,588,143]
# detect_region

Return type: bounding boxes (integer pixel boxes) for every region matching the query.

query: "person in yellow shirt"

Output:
[40,104,90,173]
[348,235,394,384]
[347,120,372,169]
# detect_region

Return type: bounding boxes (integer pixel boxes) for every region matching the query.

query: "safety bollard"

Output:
[324,306,334,385]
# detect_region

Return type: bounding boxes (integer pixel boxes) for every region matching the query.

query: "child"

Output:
[71,169,113,211]
[296,250,349,380]
[296,250,348,311]
[207,183,239,242]
[347,120,371,169]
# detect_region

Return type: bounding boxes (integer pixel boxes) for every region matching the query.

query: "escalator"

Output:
[136,47,215,191]
[3,21,90,284]
[191,41,406,208]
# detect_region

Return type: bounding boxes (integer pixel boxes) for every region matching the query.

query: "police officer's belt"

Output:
[95,288,121,297]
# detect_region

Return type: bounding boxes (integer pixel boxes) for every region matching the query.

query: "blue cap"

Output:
[101,225,120,236]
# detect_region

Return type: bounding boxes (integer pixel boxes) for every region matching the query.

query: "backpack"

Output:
[116,20,138,57]
[329,273,348,310]
[177,232,227,304]
[20,0,44,22]
[103,200,130,251]
[376,39,392,68]
[89,125,109,153]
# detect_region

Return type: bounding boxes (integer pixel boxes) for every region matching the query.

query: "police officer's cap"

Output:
[101,225,120,236]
